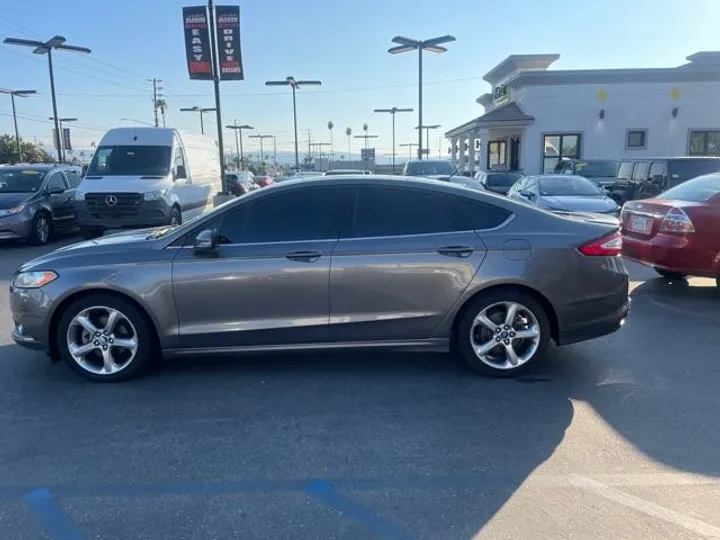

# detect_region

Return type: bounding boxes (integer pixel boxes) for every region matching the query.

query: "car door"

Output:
[61,169,81,228]
[328,185,490,342]
[44,171,74,231]
[171,185,346,349]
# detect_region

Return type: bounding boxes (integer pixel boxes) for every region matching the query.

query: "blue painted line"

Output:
[305,481,412,540]
[23,488,85,540]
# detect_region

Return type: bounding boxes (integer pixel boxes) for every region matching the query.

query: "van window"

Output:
[86,146,172,177]
[632,161,650,182]
[668,159,720,186]
[173,146,187,178]
[617,161,634,180]
[648,161,667,181]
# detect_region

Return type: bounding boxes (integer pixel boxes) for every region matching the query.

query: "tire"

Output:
[56,294,155,382]
[79,227,103,241]
[455,290,551,377]
[29,212,52,245]
[654,268,687,280]
[169,207,181,226]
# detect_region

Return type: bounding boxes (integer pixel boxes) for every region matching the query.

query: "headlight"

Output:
[144,190,167,201]
[74,192,86,201]
[0,204,26,217]
[12,271,58,289]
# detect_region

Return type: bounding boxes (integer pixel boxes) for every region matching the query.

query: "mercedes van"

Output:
[74,128,221,239]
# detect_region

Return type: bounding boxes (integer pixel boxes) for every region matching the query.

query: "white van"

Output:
[74,127,221,239]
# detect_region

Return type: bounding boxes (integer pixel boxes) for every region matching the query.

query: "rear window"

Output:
[668,159,720,186]
[405,161,456,176]
[659,174,720,202]
[573,160,619,178]
[487,172,524,187]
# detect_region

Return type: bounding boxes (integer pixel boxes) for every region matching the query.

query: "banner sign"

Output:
[214,5,244,80]
[183,6,213,80]
[62,128,72,151]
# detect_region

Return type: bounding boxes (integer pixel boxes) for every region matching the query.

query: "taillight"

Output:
[579,231,622,257]
[659,207,695,234]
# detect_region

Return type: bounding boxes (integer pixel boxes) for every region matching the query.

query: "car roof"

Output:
[619,156,720,162]
[0,163,73,170]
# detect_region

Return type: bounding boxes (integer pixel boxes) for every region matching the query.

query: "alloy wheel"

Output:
[470,301,540,370]
[66,306,139,375]
[36,216,50,244]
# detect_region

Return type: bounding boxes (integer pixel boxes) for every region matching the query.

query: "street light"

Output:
[249,134,274,162]
[399,142,418,159]
[49,117,77,162]
[4,35,91,162]
[374,106,413,172]
[388,35,455,160]
[226,121,254,169]
[265,76,322,170]
[0,88,36,162]
[415,124,441,157]
[180,106,216,134]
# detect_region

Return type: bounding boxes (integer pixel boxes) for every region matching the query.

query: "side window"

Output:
[523,178,537,193]
[64,171,82,188]
[173,146,187,179]
[457,199,512,230]
[352,187,465,237]
[617,161,634,180]
[46,172,67,192]
[509,177,525,195]
[218,187,339,244]
[632,161,650,181]
[649,161,667,181]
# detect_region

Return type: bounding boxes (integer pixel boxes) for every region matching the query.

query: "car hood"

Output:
[77,176,168,194]
[0,192,31,208]
[539,195,618,213]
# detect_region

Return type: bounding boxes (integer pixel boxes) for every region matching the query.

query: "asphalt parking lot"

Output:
[1,237,720,540]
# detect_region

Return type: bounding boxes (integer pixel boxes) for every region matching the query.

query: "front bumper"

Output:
[9,285,52,353]
[74,198,172,231]
[0,212,33,240]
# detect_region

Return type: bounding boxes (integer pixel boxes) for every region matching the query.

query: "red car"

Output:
[621,174,720,285]
[255,175,274,188]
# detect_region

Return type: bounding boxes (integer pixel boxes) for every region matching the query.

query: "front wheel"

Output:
[654,268,687,280]
[29,213,52,245]
[169,207,181,226]
[56,294,154,382]
[455,290,551,377]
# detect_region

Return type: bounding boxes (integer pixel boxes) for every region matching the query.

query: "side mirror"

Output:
[176,165,187,180]
[194,229,216,252]
[48,185,65,195]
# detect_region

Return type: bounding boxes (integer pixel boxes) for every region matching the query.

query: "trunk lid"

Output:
[621,198,704,238]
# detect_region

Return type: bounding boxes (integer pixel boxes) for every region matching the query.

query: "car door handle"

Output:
[285,250,322,263]
[437,245,474,258]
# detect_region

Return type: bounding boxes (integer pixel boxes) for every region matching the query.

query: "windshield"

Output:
[406,161,456,176]
[86,145,172,176]
[539,176,602,196]
[573,160,619,178]
[487,172,524,187]
[659,174,720,202]
[668,159,720,186]
[0,168,46,193]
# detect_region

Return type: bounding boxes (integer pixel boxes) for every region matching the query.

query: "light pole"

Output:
[226,122,254,169]
[265,76,322,171]
[49,117,76,163]
[345,127,352,159]
[374,106,413,172]
[180,106,216,134]
[388,35,455,160]
[4,35,91,163]
[354,132,378,171]
[327,121,334,163]
[0,88,36,162]
[400,142,418,160]
[415,124,441,157]
[249,134,273,162]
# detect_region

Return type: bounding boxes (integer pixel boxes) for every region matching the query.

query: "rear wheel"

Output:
[455,290,551,377]
[654,268,687,280]
[29,213,52,245]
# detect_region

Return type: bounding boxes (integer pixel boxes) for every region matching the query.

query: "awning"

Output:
[445,102,535,138]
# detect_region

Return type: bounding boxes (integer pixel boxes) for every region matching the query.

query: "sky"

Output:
[2,0,720,162]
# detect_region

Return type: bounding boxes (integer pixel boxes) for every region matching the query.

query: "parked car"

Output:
[474,171,526,195]
[10,175,629,382]
[507,174,620,215]
[324,169,366,176]
[255,175,275,187]
[607,156,720,204]
[225,171,256,195]
[73,127,222,240]
[402,159,457,180]
[621,173,720,285]
[553,159,619,188]
[0,164,82,245]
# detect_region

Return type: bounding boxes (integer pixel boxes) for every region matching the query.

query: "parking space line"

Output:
[569,475,720,538]
[23,488,85,540]
[305,481,413,540]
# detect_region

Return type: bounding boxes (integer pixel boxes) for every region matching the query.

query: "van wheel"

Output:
[169,207,181,226]
[455,290,551,377]
[57,294,154,382]
[29,212,52,245]
[79,227,102,240]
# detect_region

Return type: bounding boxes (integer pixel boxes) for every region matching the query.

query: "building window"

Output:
[487,140,507,169]
[543,133,581,173]
[626,129,647,150]
[688,130,720,156]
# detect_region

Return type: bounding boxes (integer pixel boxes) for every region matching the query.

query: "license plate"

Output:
[628,214,651,234]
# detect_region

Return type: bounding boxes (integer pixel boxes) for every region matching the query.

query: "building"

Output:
[445,52,720,175]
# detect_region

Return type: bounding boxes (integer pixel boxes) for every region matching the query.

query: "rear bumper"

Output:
[622,234,718,277]
[74,199,171,231]
[557,297,630,345]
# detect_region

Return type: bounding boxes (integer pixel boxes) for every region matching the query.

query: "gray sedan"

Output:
[10,176,629,382]
[508,174,620,215]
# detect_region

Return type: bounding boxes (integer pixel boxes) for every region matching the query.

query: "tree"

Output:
[156,99,168,127]
[0,134,54,164]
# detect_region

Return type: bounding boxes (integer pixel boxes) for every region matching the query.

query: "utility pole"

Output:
[307,128,312,162]
[150,78,163,127]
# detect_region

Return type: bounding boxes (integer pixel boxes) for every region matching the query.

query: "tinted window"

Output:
[632,161,650,181]
[572,160,619,178]
[538,176,602,196]
[46,172,67,192]
[668,159,720,185]
[487,172,524,187]
[65,171,82,187]
[659,174,720,202]
[173,147,187,178]
[87,145,172,176]
[456,199,512,230]
[649,161,667,179]
[523,178,537,193]
[353,187,465,237]
[0,168,47,193]
[218,188,339,244]
[617,161,634,180]
[405,161,456,176]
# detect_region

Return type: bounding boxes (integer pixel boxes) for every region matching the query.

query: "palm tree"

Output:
[327,121,334,162]
[345,127,352,159]
[156,99,168,127]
